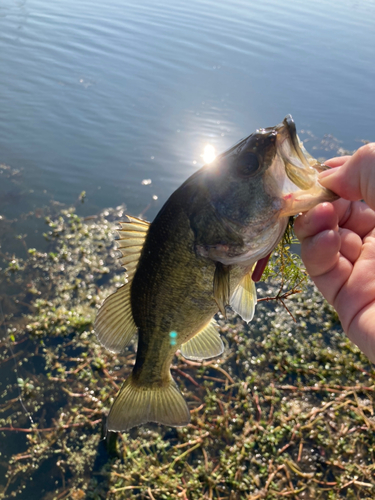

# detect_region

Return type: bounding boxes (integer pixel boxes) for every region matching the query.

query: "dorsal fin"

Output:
[94,215,150,353]
[180,319,224,361]
[95,282,137,353]
[230,271,257,323]
[117,215,150,271]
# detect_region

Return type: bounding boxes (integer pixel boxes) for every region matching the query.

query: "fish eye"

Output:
[235,152,260,177]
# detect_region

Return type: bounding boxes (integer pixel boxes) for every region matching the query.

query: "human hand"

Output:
[294,144,375,362]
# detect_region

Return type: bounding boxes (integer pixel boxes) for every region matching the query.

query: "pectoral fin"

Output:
[180,319,223,361]
[95,215,150,353]
[230,272,257,323]
[213,262,230,317]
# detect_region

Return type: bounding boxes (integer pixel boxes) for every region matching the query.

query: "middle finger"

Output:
[334,199,375,238]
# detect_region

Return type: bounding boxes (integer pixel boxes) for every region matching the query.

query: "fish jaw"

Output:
[265,115,339,217]
[280,184,338,217]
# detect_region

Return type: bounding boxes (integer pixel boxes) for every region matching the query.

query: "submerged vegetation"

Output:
[0,199,375,499]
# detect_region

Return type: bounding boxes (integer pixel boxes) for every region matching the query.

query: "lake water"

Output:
[1,0,375,225]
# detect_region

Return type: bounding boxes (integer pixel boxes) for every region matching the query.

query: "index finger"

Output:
[324,156,351,168]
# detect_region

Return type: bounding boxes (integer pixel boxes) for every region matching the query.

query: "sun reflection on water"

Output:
[202,144,216,164]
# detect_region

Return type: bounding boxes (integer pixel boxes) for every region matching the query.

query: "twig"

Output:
[278,298,296,323]
[277,384,375,393]
[172,366,199,387]
[297,440,303,462]
[285,459,314,479]
[190,403,205,414]
[168,442,202,470]
[278,443,292,455]
[265,464,285,491]
[268,382,275,425]
[148,487,156,500]
[55,489,71,500]
[173,432,209,449]
[253,392,262,421]
[210,365,235,384]
[102,368,120,390]
[202,375,226,383]
[110,486,142,493]
[62,388,86,398]
[0,419,101,433]
[272,485,308,496]
[66,361,89,375]
[353,480,374,488]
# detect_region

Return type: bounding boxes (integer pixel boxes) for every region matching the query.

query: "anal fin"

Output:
[230,271,257,323]
[180,319,223,361]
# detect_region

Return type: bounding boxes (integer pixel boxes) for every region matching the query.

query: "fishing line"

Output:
[0,298,41,442]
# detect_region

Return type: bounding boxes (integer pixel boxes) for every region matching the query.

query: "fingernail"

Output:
[319,166,339,180]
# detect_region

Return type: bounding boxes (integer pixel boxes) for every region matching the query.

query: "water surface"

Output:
[1,0,374,222]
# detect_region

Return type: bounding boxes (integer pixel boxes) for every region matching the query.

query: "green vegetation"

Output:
[0,206,374,500]
[262,217,308,318]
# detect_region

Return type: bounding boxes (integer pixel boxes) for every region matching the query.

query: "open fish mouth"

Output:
[267,115,339,216]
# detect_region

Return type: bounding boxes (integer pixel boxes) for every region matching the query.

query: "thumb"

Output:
[319,143,375,211]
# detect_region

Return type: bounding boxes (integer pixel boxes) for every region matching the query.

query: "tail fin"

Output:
[107,373,190,432]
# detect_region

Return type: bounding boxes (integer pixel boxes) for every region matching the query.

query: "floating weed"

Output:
[0,207,374,499]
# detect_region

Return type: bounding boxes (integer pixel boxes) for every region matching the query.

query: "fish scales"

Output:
[130,196,246,386]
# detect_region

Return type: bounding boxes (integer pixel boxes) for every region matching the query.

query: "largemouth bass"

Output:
[95,115,337,431]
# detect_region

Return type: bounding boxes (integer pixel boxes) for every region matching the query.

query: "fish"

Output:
[95,115,338,432]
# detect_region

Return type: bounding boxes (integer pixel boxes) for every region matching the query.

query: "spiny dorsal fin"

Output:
[213,262,230,317]
[117,215,150,271]
[180,319,223,361]
[230,271,257,323]
[107,372,190,431]
[94,215,150,353]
